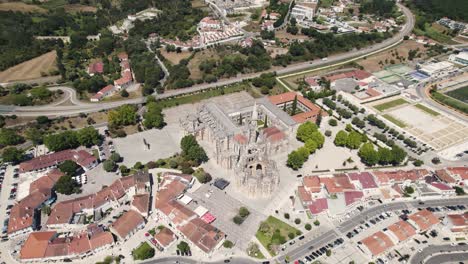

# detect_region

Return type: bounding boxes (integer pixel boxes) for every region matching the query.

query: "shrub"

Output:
[294,218,301,224]
[223,240,234,248]
[305,223,312,230]
[284,213,290,219]
[314,220,320,226]
[328,119,338,126]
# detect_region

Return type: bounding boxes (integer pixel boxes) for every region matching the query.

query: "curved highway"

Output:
[0,3,414,117]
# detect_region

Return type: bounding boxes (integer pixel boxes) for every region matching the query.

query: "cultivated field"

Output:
[0,1,46,12]
[159,49,192,65]
[357,40,427,72]
[0,51,58,83]
[63,4,97,13]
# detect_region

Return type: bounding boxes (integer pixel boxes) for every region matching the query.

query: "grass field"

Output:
[431,90,468,114]
[383,114,406,128]
[159,49,192,65]
[255,216,300,256]
[357,40,427,72]
[188,49,220,79]
[374,98,409,112]
[446,86,468,103]
[0,51,58,83]
[414,103,440,116]
[132,242,154,260]
[420,23,458,45]
[63,4,97,13]
[0,2,46,12]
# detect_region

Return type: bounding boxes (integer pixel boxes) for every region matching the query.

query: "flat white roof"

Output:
[194,206,208,217]
[179,195,193,205]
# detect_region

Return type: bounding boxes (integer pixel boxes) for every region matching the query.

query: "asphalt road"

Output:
[0,3,414,117]
[410,244,468,264]
[276,197,468,263]
[414,71,468,123]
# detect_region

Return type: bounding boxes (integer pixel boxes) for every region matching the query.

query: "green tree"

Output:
[1,147,24,164]
[291,95,298,115]
[328,118,338,126]
[305,223,312,230]
[58,160,80,176]
[36,116,50,125]
[103,160,116,172]
[377,147,393,165]
[177,241,190,254]
[110,152,121,163]
[296,121,319,142]
[334,130,348,147]
[108,105,138,127]
[305,139,318,154]
[346,131,362,149]
[239,207,250,218]
[390,145,406,164]
[54,175,80,195]
[44,131,79,151]
[77,126,101,147]
[287,150,306,170]
[0,128,24,146]
[358,142,379,166]
[143,102,165,129]
[223,240,234,248]
[24,128,44,145]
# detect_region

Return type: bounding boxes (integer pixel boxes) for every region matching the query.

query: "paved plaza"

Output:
[113,125,182,166]
[385,104,468,150]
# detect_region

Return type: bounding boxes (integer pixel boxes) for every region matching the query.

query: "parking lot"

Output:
[0,164,19,241]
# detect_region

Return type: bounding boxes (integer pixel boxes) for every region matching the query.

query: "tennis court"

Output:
[385,64,413,75]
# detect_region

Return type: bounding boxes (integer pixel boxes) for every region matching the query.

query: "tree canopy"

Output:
[108,104,138,127]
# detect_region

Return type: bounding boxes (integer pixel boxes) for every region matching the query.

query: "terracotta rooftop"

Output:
[321,174,355,194]
[435,169,456,183]
[154,227,176,247]
[88,61,104,74]
[132,193,150,214]
[268,92,322,123]
[408,209,440,231]
[19,149,96,173]
[446,213,468,231]
[348,172,377,189]
[262,126,285,143]
[8,189,52,234]
[447,167,468,180]
[387,220,416,242]
[308,198,328,215]
[373,169,429,184]
[360,231,394,256]
[111,210,145,239]
[177,217,225,253]
[344,191,363,206]
[303,176,321,193]
[430,182,453,191]
[297,186,312,203]
[20,231,56,259]
[29,169,64,193]
[89,231,114,250]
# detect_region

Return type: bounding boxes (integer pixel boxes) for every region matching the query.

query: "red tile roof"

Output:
[8,189,52,234]
[408,209,440,231]
[303,176,321,193]
[177,218,225,253]
[154,227,176,247]
[29,169,64,193]
[446,213,468,231]
[268,92,322,123]
[360,231,394,256]
[111,210,145,239]
[387,220,416,242]
[262,126,285,142]
[132,193,150,214]
[348,172,377,189]
[233,134,248,145]
[447,167,468,180]
[89,231,114,250]
[344,191,363,206]
[372,169,429,184]
[430,182,453,191]
[88,61,104,74]
[435,169,456,183]
[297,186,312,203]
[19,149,96,173]
[321,174,355,194]
[20,231,56,259]
[308,198,328,215]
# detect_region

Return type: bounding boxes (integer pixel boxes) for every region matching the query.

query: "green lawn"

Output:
[414,104,440,116]
[431,91,468,114]
[255,216,301,256]
[446,86,468,103]
[383,114,406,128]
[132,242,155,260]
[424,23,457,44]
[374,98,409,111]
